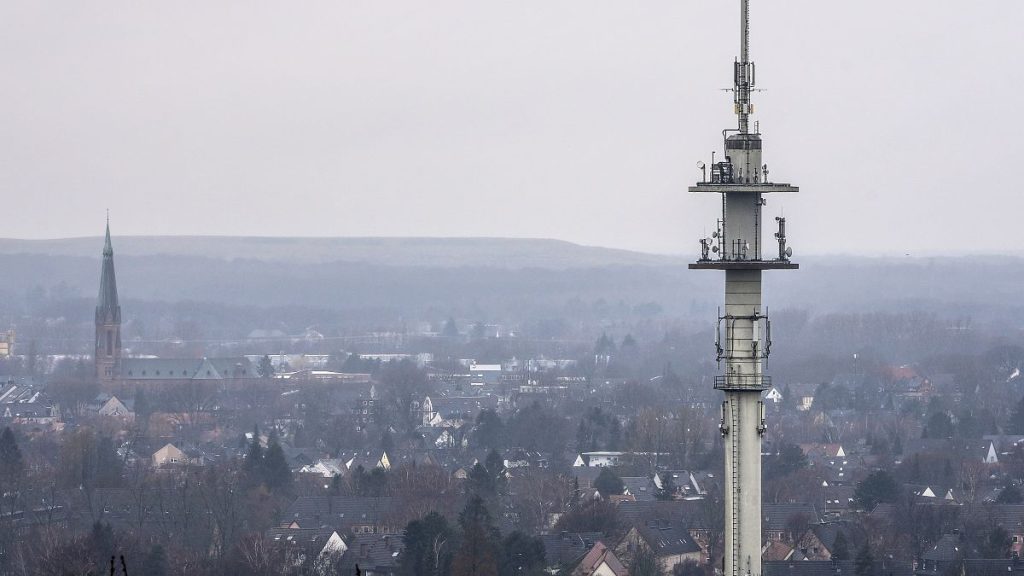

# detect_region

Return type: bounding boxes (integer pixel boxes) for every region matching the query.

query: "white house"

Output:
[300,459,346,478]
[574,452,626,468]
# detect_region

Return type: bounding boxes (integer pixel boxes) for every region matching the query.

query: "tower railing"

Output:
[714,374,771,391]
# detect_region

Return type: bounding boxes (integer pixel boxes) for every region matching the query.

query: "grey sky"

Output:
[1,1,1020,256]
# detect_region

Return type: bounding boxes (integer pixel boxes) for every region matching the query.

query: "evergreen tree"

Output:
[381,430,395,455]
[442,317,459,338]
[594,468,624,497]
[485,449,506,493]
[831,532,850,560]
[143,544,169,576]
[593,333,616,356]
[1009,396,1024,435]
[350,465,367,495]
[765,443,809,480]
[258,355,275,378]
[452,496,501,576]
[365,467,388,497]
[88,521,116,573]
[854,543,874,576]
[655,472,676,501]
[982,526,1011,558]
[474,409,505,450]
[997,483,1023,504]
[467,462,496,499]
[854,470,899,511]
[244,425,264,478]
[500,531,546,576]
[400,512,453,576]
[262,435,293,492]
[485,449,504,476]
[0,427,24,483]
[0,427,24,519]
[923,412,954,439]
[95,436,123,488]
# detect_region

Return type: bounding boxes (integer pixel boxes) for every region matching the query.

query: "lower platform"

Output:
[690,260,798,270]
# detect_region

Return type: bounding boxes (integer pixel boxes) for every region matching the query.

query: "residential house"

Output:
[572,541,629,576]
[795,522,867,561]
[574,452,627,468]
[621,477,657,502]
[765,560,913,576]
[763,503,819,544]
[338,533,403,576]
[300,459,347,478]
[282,496,399,535]
[539,532,604,568]
[265,527,347,571]
[96,394,134,419]
[152,443,201,468]
[615,521,702,573]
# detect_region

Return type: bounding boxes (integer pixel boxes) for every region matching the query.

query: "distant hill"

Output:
[2,236,1024,328]
[0,236,678,269]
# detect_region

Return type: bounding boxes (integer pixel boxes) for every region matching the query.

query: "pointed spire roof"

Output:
[103,211,113,256]
[96,216,120,322]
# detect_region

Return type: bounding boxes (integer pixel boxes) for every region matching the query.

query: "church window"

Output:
[106,331,113,356]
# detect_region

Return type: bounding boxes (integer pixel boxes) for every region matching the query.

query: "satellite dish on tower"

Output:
[785,247,793,258]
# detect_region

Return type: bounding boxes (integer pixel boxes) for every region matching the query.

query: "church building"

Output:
[94,221,259,387]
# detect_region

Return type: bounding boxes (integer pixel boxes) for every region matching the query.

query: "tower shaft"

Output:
[722,270,764,576]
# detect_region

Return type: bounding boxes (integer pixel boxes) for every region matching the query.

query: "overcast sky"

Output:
[1,1,1020,256]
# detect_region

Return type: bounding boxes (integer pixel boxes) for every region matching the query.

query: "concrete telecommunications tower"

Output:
[690,1,798,576]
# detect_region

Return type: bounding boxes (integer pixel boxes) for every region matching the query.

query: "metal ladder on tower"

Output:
[729,394,741,576]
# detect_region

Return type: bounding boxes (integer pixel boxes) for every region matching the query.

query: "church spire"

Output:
[103,210,113,257]
[97,215,119,319]
[96,215,121,382]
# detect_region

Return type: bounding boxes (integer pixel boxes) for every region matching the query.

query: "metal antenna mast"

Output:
[736,0,754,134]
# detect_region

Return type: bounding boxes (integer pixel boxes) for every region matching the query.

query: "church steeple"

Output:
[95,215,121,382]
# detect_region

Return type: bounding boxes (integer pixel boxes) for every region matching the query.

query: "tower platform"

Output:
[689,260,798,270]
[689,183,798,194]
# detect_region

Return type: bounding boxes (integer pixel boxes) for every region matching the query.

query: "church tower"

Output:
[95,218,122,383]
